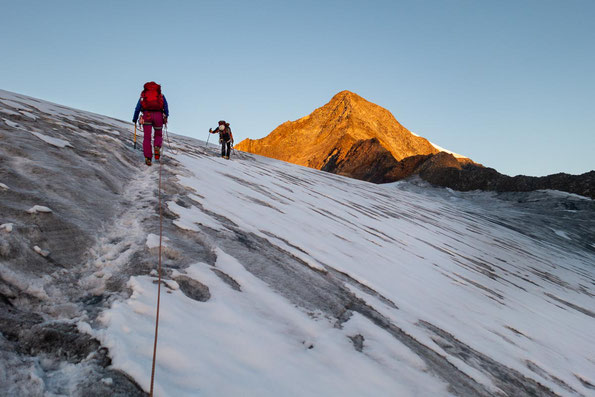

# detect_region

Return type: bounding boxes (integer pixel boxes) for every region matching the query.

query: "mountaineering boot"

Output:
[145,157,152,166]
[225,156,230,160]
[154,146,161,160]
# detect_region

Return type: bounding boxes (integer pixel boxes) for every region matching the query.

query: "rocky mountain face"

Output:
[237,92,594,199]
[236,90,449,168]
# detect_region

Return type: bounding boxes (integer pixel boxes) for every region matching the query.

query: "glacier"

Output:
[1,88,594,396]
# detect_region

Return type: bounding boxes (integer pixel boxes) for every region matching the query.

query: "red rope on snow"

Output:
[149,148,165,397]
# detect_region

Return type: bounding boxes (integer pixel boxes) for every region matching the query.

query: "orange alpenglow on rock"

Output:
[236,91,594,197]
[236,90,457,170]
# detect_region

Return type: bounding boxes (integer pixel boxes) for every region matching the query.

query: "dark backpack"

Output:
[221,131,230,141]
[140,82,164,111]
[220,123,231,141]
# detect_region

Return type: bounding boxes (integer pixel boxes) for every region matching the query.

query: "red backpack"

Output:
[140,82,164,111]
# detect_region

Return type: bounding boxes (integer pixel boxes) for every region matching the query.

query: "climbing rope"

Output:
[149,137,165,397]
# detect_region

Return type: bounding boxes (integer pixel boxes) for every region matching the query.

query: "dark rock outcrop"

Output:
[324,141,595,198]
[420,165,595,199]
[322,138,404,183]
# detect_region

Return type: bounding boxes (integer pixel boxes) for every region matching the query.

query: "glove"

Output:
[132,119,136,124]
[209,128,213,133]
[231,140,234,146]
[163,116,168,125]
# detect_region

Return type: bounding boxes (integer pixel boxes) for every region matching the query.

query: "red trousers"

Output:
[142,111,164,159]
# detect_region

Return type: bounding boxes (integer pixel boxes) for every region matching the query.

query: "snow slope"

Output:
[1,88,594,396]
[411,131,468,158]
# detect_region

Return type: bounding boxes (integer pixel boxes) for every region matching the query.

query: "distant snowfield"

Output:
[410,131,467,158]
[429,141,467,158]
[1,88,594,397]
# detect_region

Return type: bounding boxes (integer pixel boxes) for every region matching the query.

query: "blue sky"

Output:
[2,0,593,176]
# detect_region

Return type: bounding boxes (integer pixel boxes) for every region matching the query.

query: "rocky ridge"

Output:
[237,92,593,198]
[236,90,461,168]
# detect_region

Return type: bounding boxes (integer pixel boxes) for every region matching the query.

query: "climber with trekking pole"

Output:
[209,120,234,159]
[132,81,169,166]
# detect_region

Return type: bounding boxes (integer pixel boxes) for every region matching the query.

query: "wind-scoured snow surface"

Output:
[1,88,594,397]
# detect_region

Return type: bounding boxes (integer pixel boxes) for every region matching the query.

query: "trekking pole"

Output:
[205,130,211,147]
[134,123,137,149]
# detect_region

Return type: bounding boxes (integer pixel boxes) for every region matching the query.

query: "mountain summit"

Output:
[236,91,461,169]
[237,92,594,198]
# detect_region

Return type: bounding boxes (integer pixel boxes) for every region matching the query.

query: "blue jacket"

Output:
[132,95,169,123]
